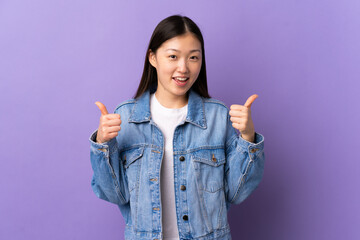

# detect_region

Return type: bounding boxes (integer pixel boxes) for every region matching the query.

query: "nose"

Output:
[177,58,189,73]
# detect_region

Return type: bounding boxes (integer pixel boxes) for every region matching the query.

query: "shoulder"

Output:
[113,98,137,113]
[203,97,230,112]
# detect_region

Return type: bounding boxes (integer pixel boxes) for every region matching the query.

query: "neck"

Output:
[154,90,188,109]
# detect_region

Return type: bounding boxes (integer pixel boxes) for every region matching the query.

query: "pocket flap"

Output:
[191,148,225,167]
[120,146,145,168]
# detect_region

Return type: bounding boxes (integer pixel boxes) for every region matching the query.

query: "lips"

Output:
[172,77,189,82]
[173,77,189,86]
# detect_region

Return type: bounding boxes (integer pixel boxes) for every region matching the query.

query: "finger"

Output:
[230,116,245,124]
[229,110,247,117]
[106,125,121,133]
[95,101,109,115]
[230,104,247,111]
[103,113,121,120]
[103,118,121,126]
[244,94,258,108]
[106,132,118,139]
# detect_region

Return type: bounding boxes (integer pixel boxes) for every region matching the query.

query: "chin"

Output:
[171,91,187,97]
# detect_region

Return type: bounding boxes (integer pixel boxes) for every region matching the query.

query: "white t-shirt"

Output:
[150,93,188,240]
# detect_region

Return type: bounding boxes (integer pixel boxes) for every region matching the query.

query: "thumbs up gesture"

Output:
[229,94,258,143]
[95,101,121,144]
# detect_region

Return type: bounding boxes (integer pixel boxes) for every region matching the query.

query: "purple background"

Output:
[1,0,359,239]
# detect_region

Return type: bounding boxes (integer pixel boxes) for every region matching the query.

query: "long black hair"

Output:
[133,14,211,99]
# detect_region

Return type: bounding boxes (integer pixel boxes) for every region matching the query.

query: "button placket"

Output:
[178,155,189,226]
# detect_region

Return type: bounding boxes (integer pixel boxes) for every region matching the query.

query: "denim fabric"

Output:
[89,87,265,240]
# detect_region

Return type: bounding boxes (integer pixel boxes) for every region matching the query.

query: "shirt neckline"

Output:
[151,93,188,114]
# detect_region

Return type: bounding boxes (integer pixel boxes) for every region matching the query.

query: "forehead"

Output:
[160,33,201,52]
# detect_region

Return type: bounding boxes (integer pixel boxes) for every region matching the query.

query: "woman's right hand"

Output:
[94,101,121,144]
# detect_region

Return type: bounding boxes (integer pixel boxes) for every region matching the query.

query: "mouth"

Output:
[172,77,189,86]
[172,77,189,81]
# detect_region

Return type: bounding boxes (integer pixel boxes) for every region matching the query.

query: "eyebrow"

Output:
[165,48,201,53]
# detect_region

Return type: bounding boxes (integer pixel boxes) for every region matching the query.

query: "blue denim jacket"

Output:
[89,87,265,240]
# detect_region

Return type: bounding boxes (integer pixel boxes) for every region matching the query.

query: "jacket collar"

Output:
[128,88,207,129]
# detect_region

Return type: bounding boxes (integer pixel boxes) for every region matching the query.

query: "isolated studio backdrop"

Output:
[0,0,359,239]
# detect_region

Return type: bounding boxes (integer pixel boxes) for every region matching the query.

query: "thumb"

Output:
[244,94,259,108]
[95,101,109,115]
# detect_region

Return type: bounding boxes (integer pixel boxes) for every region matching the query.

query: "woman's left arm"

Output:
[224,94,265,205]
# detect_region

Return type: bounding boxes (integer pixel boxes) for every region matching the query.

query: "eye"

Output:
[169,55,177,59]
[190,56,199,60]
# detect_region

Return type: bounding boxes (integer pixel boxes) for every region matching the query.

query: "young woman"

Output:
[89,15,265,240]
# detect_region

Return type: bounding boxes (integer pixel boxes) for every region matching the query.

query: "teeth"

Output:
[174,77,188,81]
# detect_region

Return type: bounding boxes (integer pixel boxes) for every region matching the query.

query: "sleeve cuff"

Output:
[237,132,264,154]
[89,129,117,155]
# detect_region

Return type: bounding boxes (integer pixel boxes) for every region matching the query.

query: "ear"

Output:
[148,49,157,69]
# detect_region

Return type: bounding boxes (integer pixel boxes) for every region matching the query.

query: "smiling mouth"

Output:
[172,77,189,82]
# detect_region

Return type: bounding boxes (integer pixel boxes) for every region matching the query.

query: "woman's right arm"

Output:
[88,102,129,205]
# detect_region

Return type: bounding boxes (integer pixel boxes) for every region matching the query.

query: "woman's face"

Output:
[149,32,202,100]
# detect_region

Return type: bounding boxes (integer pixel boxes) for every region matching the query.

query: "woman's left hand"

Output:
[229,94,258,143]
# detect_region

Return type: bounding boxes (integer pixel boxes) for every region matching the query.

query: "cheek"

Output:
[158,62,176,76]
[190,63,202,78]
[191,62,202,72]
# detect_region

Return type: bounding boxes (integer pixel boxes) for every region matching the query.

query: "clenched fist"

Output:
[95,101,121,144]
[229,94,258,143]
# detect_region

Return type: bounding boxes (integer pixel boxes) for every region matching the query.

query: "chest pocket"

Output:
[191,148,226,193]
[120,146,145,192]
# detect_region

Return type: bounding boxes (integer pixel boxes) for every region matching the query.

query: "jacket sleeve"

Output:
[224,110,265,205]
[89,118,129,205]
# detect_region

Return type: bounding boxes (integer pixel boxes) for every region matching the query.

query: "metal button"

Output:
[183,215,188,221]
[212,153,217,162]
[180,185,186,191]
[179,156,185,161]
[250,148,259,153]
